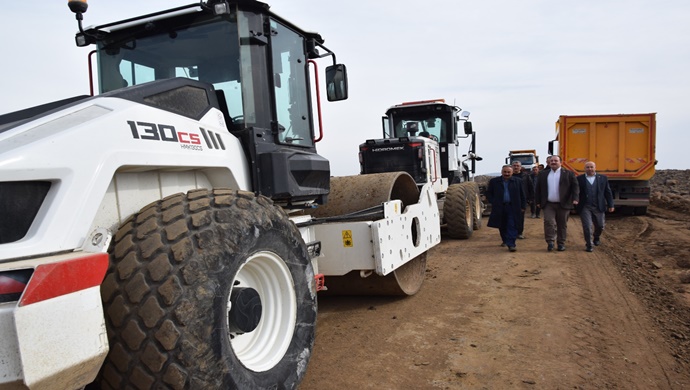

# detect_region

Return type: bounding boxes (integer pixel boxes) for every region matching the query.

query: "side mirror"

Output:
[548,140,555,155]
[325,64,348,101]
[464,121,473,135]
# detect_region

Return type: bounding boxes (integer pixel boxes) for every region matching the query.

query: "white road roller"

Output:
[0,1,440,388]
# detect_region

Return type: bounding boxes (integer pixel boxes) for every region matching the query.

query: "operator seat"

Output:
[405,122,419,137]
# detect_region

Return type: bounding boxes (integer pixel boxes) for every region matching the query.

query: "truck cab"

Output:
[506,149,539,170]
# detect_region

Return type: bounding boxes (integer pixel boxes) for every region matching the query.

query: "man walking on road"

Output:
[511,161,529,239]
[535,155,579,252]
[576,161,615,252]
[486,165,526,252]
[529,165,540,218]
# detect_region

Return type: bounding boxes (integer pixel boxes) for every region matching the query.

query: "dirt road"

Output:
[300,207,690,389]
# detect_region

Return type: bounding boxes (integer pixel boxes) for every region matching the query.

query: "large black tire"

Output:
[634,206,648,215]
[464,182,483,231]
[618,206,635,216]
[444,184,473,239]
[93,189,316,389]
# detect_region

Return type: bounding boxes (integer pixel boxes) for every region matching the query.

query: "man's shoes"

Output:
[557,245,566,251]
[517,235,525,239]
[585,246,593,252]
[500,242,506,247]
[509,246,517,252]
[593,239,601,246]
[531,214,536,218]
[547,242,554,252]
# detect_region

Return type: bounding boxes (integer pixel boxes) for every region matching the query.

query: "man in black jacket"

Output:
[511,161,530,239]
[576,161,615,252]
[487,165,527,252]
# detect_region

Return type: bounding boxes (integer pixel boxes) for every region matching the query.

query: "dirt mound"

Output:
[651,169,690,214]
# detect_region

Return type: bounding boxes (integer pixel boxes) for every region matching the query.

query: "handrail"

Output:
[308,59,324,143]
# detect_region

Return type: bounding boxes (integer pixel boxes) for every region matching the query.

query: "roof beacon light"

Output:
[68,0,88,14]
[398,99,445,107]
[68,0,88,34]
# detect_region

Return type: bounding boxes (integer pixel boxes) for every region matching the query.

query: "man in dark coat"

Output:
[511,161,530,239]
[576,161,615,252]
[535,155,579,252]
[486,165,526,252]
[528,165,540,218]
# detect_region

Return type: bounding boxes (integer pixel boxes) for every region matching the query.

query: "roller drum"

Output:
[312,172,427,296]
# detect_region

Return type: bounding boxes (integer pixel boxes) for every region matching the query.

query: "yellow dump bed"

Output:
[556,113,656,180]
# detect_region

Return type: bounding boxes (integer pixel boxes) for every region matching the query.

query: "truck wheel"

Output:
[619,206,634,216]
[444,184,473,239]
[465,182,483,230]
[94,189,316,389]
[634,206,648,215]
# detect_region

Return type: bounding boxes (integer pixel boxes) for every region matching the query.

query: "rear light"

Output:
[0,253,108,306]
[19,253,108,306]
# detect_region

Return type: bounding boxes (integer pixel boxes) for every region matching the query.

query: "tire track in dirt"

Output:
[564,227,677,388]
[301,215,690,389]
[603,211,690,380]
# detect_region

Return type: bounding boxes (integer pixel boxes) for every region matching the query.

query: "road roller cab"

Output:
[361,100,480,187]
[0,1,441,389]
[359,99,484,239]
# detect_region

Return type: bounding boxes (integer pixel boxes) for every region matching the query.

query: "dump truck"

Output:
[357,99,483,239]
[505,149,539,170]
[0,1,441,388]
[549,113,656,215]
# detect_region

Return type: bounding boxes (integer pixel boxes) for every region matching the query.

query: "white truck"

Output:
[0,1,440,388]
[505,149,540,170]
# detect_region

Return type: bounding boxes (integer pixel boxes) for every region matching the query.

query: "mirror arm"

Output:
[315,43,337,65]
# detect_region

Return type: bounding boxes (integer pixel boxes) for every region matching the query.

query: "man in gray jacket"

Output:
[535,155,579,252]
[576,161,615,252]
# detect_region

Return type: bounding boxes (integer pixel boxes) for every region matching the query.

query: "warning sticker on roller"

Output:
[342,230,353,247]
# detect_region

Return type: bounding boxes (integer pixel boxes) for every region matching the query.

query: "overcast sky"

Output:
[2,1,688,175]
